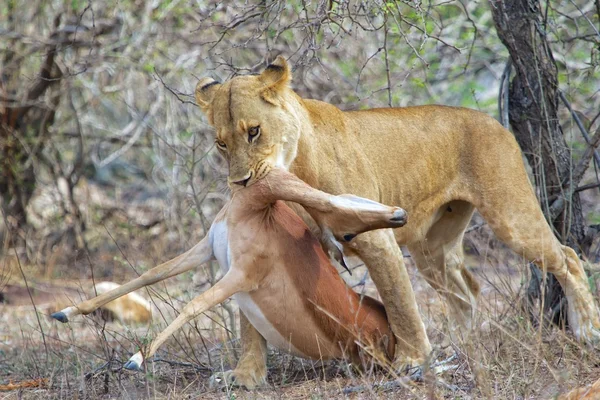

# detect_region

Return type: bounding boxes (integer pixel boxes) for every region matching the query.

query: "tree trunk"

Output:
[490,0,587,327]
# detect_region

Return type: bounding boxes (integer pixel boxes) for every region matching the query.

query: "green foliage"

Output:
[589,212,600,225]
[70,0,82,13]
[143,62,155,74]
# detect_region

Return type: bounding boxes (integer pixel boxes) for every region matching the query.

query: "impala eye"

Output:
[216,139,227,150]
[248,126,260,143]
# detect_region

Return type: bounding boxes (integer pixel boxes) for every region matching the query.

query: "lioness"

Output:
[195,56,600,388]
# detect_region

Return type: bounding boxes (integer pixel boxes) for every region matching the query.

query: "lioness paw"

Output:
[567,297,600,345]
[209,369,267,390]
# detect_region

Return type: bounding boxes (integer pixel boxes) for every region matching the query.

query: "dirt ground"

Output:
[1,207,599,399]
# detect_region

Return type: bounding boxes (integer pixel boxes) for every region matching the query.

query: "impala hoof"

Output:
[123,360,141,371]
[390,209,407,226]
[51,311,69,323]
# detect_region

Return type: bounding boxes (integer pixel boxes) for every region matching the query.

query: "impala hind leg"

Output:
[125,270,246,370]
[51,236,213,323]
[478,196,600,343]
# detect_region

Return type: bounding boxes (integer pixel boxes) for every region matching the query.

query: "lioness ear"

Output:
[195,77,221,111]
[259,56,291,105]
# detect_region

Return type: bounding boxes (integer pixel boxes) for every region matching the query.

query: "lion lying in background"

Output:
[0,280,151,325]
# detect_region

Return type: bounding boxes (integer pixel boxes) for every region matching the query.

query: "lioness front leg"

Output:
[350,229,432,368]
[210,313,268,389]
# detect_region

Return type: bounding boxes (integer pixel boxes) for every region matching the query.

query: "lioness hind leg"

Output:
[477,194,600,343]
[559,246,600,342]
[405,201,479,341]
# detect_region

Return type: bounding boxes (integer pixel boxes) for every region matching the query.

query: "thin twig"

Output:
[153,70,197,106]
[383,21,392,107]
[0,213,49,361]
[550,126,600,218]
[151,357,213,371]
[498,59,512,128]
[84,361,120,379]
[575,182,600,193]
[559,91,600,168]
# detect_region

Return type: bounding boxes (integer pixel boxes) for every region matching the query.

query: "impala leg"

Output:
[51,235,213,323]
[261,169,407,234]
[125,270,246,370]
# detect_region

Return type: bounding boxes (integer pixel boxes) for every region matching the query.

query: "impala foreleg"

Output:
[124,270,249,370]
[51,235,213,323]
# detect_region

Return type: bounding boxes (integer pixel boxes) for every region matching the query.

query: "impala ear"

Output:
[381,334,393,359]
[259,56,291,105]
[195,77,221,110]
[320,228,352,276]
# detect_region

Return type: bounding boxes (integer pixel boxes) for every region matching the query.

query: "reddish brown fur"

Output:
[266,202,396,359]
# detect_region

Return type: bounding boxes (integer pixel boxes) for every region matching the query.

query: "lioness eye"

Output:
[248,126,260,143]
[216,140,227,150]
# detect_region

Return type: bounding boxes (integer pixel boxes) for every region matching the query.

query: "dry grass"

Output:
[1,215,599,399]
[2,1,599,398]
[2,167,599,400]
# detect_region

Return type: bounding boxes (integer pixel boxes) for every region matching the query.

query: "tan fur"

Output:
[558,378,600,400]
[195,55,600,388]
[92,282,152,324]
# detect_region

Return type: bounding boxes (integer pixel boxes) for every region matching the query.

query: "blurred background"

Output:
[1,0,599,397]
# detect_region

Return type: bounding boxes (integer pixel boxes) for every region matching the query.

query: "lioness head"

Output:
[196,56,303,187]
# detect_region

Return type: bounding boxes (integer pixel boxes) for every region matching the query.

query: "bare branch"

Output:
[498,59,512,129]
[153,70,197,106]
[550,126,600,219]
[559,90,600,168]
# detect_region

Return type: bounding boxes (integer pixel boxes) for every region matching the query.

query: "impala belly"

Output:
[234,291,306,357]
[210,221,230,272]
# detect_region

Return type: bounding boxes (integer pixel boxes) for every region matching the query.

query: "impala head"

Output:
[195,56,303,187]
